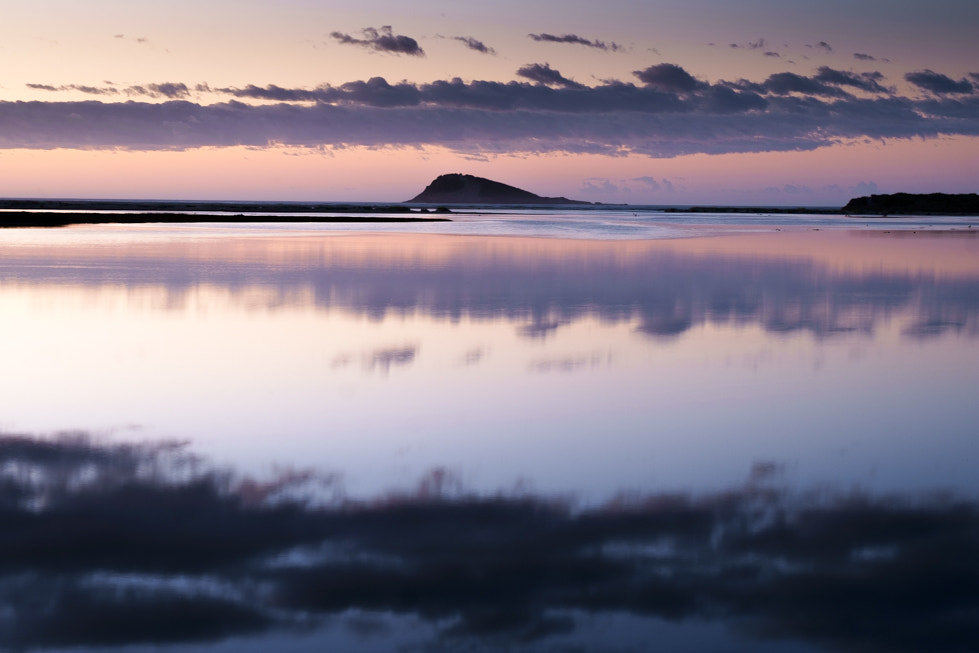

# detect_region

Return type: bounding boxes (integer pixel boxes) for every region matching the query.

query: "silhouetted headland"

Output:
[843,192,979,216]
[406,173,592,205]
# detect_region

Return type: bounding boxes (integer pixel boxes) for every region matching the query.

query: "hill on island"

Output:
[407,173,591,205]
[843,192,979,215]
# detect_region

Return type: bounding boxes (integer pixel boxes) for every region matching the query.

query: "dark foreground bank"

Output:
[0,198,455,214]
[0,211,450,228]
[0,199,452,227]
[0,433,976,653]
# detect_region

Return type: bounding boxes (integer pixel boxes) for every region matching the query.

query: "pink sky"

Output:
[1,0,977,205]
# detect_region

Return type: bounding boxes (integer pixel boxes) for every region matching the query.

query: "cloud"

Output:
[330,26,424,56]
[634,176,660,190]
[223,76,686,112]
[633,63,703,92]
[727,67,892,99]
[809,40,833,52]
[144,82,191,99]
[0,433,976,651]
[736,71,851,98]
[27,83,119,96]
[76,85,116,96]
[579,178,621,194]
[782,183,812,194]
[453,36,495,55]
[516,63,584,89]
[217,83,323,103]
[905,69,975,95]
[724,40,786,61]
[219,78,422,106]
[695,84,769,113]
[849,180,879,196]
[528,33,621,52]
[633,176,673,192]
[27,82,191,99]
[332,77,424,106]
[814,67,891,94]
[581,175,679,197]
[854,52,876,61]
[729,38,767,50]
[128,82,192,99]
[6,63,979,160]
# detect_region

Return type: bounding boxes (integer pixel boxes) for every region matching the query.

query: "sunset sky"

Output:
[1,0,977,204]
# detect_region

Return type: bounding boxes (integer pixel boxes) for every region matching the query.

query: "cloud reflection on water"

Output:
[2,231,979,501]
[2,232,978,341]
[0,433,976,652]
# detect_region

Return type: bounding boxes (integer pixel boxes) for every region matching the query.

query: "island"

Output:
[406,173,592,205]
[843,193,979,216]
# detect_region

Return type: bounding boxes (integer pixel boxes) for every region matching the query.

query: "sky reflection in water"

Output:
[1,226,978,651]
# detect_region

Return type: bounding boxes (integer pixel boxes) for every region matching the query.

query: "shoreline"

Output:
[0,211,451,228]
[0,199,449,214]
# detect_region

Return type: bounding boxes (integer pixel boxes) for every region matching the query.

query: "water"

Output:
[5,204,975,240]
[1,211,977,652]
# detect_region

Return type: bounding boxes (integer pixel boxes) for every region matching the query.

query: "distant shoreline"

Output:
[0,199,453,214]
[0,211,451,228]
[0,199,454,228]
[2,192,979,228]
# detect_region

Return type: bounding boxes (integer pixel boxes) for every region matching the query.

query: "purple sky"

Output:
[1,0,977,204]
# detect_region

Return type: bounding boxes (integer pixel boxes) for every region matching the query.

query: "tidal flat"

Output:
[1,214,977,652]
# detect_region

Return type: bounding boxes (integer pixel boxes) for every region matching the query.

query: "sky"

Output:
[1,0,977,205]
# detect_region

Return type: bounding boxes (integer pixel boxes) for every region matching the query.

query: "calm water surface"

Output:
[1,214,977,652]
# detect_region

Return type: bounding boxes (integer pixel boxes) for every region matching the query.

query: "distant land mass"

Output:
[3,189,978,229]
[407,173,592,205]
[0,199,451,228]
[843,192,979,215]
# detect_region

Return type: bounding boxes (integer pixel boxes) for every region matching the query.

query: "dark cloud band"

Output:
[14,63,979,156]
[516,63,584,89]
[906,69,975,95]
